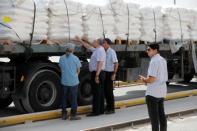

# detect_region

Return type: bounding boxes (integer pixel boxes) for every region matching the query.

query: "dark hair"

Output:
[98,38,104,45]
[104,38,113,45]
[148,44,159,51]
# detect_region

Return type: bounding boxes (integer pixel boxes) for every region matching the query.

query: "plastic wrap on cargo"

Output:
[0,0,49,42]
[48,0,83,41]
[107,0,141,41]
[190,10,197,40]
[82,5,117,41]
[140,6,163,43]
[163,7,191,40]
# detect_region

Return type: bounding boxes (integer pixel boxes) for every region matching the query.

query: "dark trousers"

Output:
[62,85,78,116]
[91,71,105,115]
[146,95,167,131]
[104,71,115,111]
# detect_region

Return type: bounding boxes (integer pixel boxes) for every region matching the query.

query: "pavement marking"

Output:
[0,89,197,127]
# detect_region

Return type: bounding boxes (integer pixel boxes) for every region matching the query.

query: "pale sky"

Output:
[72,0,197,9]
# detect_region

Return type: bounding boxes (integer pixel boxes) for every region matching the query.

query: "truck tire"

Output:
[184,73,194,83]
[22,69,61,112]
[0,96,12,109]
[78,73,92,105]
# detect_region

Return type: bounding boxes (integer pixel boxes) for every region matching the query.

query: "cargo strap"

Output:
[99,8,105,39]
[127,4,130,45]
[177,9,183,43]
[29,0,36,47]
[192,42,197,73]
[153,9,157,43]
[125,4,130,52]
[63,0,71,42]
[0,23,21,41]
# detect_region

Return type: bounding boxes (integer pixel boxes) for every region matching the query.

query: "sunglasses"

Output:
[147,48,151,52]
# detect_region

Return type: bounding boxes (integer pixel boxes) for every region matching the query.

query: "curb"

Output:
[0,89,197,127]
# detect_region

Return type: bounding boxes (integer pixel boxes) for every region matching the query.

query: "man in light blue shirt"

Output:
[59,43,81,120]
[102,38,118,114]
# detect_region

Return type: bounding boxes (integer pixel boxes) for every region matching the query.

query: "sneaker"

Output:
[70,116,81,120]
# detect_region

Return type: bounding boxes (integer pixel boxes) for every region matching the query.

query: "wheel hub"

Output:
[36,81,57,107]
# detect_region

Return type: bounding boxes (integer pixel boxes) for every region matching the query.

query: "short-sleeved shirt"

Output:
[146,54,168,98]
[104,47,118,72]
[89,46,106,72]
[59,54,81,86]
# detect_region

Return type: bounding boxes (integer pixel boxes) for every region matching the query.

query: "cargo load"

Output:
[48,0,83,41]
[0,0,48,43]
[163,7,191,40]
[108,0,141,41]
[0,0,197,43]
[140,6,163,42]
[190,10,197,41]
[82,5,117,41]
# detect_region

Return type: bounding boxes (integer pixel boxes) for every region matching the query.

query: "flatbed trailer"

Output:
[0,41,191,55]
[0,40,196,113]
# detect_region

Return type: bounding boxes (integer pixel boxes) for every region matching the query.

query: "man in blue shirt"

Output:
[102,38,119,114]
[59,43,81,120]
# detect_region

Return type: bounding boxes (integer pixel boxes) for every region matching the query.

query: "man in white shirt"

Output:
[102,38,118,114]
[75,36,106,116]
[139,44,168,131]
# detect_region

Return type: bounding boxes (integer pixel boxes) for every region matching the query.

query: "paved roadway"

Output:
[1,96,197,131]
[115,114,197,131]
[0,79,196,117]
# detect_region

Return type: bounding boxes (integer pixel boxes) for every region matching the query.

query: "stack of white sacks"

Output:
[0,0,48,43]
[1,0,197,44]
[140,6,163,42]
[82,5,116,41]
[108,0,127,39]
[190,10,197,41]
[127,3,141,41]
[48,0,83,40]
[108,0,141,40]
[163,7,191,40]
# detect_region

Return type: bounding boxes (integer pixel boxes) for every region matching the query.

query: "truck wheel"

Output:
[184,73,194,83]
[22,69,61,112]
[0,96,12,109]
[78,74,92,105]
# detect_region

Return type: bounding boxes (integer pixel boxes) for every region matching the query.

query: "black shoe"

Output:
[86,113,99,117]
[100,112,104,115]
[70,116,81,120]
[62,112,67,120]
[105,110,115,115]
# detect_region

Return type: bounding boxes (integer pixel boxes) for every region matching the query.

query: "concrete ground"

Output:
[0,79,196,117]
[1,96,197,131]
[115,115,197,131]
